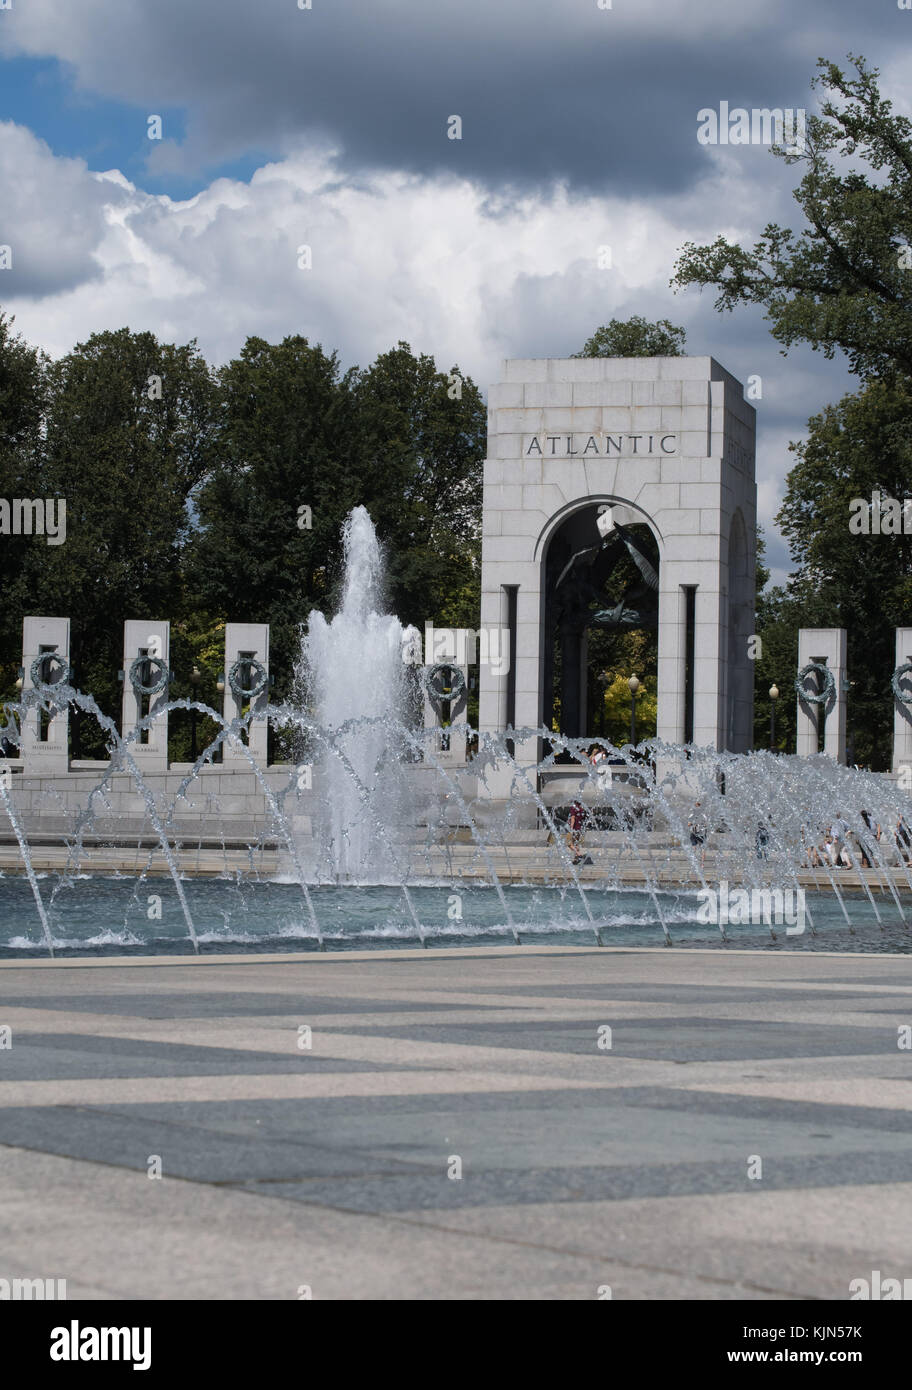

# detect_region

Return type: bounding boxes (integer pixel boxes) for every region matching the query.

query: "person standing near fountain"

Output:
[856,811,878,861]
[802,826,822,869]
[567,799,587,865]
[832,813,851,868]
[859,810,881,869]
[689,801,708,872]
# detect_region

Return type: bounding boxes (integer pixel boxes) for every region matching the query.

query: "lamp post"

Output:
[628,673,640,747]
[769,683,779,752]
[190,665,201,761]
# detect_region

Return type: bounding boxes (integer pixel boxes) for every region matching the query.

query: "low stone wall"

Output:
[1,764,303,842]
[0,761,489,844]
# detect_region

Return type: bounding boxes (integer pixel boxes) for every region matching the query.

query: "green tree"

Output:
[774,380,912,766]
[187,338,486,700]
[599,673,657,746]
[752,586,802,755]
[185,335,359,699]
[27,328,218,754]
[749,382,912,767]
[750,528,799,754]
[351,342,485,633]
[673,54,912,761]
[0,312,48,697]
[166,613,227,764]
[673,55,912,381]
[754,525,771,596]
[574,316,686,358]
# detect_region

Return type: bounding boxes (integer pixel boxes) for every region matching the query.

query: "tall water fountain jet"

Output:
[300,507,418,881]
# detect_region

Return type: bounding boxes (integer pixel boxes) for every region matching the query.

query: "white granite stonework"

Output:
[478,357,757,768]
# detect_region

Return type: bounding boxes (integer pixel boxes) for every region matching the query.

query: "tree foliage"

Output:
[185,334,360,694]
[675,55,912,762]
[24,329,218,752]
[185,337,484,692]
[779,380,912,765]
[673,55,912,381]
[0,313,48,686]
[352,343,484,634]
[0,319,486,759]
[574,316,686,358]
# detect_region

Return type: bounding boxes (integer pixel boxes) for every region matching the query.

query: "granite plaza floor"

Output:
[1,944,911,1300]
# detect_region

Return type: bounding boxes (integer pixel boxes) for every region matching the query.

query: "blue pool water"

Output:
[0,875,909,957]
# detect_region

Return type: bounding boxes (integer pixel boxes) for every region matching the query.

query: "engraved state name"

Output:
[524,434,678,457]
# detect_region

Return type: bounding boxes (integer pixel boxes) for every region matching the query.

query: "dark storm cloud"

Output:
[3,0,908,194]
[172,34,814,197]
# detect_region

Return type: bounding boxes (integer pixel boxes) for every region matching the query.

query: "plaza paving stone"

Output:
[0,944,910,1299]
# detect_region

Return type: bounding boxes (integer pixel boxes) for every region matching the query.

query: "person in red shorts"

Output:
[567,799,587,865]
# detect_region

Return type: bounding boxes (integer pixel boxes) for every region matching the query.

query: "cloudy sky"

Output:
[0,0,907,582]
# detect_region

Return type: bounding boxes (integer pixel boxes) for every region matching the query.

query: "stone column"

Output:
[121,620,170,769]
[656,583,685,745]
[477,537,512,735]
[21,616,71,773]
[222,623,270,766]
[892,628,912,773]
[796,628,847,761]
